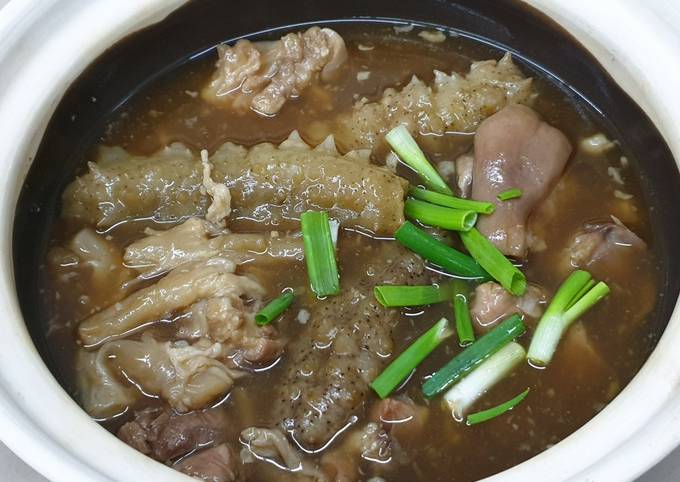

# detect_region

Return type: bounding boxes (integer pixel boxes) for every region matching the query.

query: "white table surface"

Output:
[0,0,678,480]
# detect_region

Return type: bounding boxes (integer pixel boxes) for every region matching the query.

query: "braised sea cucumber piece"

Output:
[327,52,534,151]
[62,131,407,235]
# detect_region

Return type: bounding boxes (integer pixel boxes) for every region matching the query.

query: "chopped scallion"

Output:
[374,284,452,307]
[466,387,530,425]
[301,211,340,297]
[329,218,340,248]
[409,187,495,215]
[255,291,295,325]
[395,222,489,280]
[405,198,477,232]
[385,125,453,194]
[496,188,523,201]
[452,280,475,345]
[422,314,525,398]
[443,342,526,420]
[527,270,609,366]
[371,317,453,399]
[459,227,526,296]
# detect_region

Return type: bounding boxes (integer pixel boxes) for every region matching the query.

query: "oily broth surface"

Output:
[40,25,660,481]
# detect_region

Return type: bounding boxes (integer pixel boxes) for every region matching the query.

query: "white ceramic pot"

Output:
[0,1,678,481]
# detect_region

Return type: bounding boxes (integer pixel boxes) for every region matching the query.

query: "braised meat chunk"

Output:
[470,282,546,333]
[117,406,232,461]
[472,104,572,258]
[203,27,347,115]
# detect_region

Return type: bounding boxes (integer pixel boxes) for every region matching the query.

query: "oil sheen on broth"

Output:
[41,25,660,482]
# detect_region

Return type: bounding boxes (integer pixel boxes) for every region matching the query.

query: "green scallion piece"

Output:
[409,187,495,215]
[452,280,475,345]
[459,227,526,296]
[385,125,453,195]
[374,284,452,307]
[301,211,340,297]
[405,199,477,232]
[466,388,530,425]
[527,270,610,366]
[444,342,525,419]
[496,188,523,201]
[255,291,295,325]
[371,317,453,399]
[395,222,489,280]
[422,314,526,398]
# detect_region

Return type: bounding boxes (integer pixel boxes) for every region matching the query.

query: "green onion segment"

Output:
[459,228,526,296]
[374,284,452,307]
[443,342,526,420]
[405,199,477,232]
[409,187,495,215]
[395,222,489,280]
[496,188,523,201]
[300,211,340,297]
[385,125,453,195]
[452,280,475,345]
[255,291,295,325]
[371,317,453,399]
[466,387,530,425]
[422,314,526,398]
[527,270,610,366]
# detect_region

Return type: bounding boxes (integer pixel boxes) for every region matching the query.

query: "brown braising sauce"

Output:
[39,25,660,481]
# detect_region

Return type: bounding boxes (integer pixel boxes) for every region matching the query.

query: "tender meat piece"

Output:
[454,152,474,198]
[201,150,231,225]
[240,427,323,479]
[91,335,239,413]
[568,222,646,282]
[180,296,284,366]
[202,27,347,115]
[276,242,427,450]
[470,281,546,333]
[175,444,241,482]
[370,395,428,443]
[322,423,391,476]
[357,423,391,463]
[567,221,656,324]
[240,427,302,471]
[69,229,132,290]
[552,323,617,397]
[62,133,407,235]
[123,217,303,279]
[472,104,572,258]
[116,417,150,455]
[124,218,225,278]
[117,406,231,461]
[48,230,133,320]
[319,420,396,481]
[81,238,281,367]
[320,400,424,482]
[75,348,137,419]
[232,326,283,365]
[77,257,263,347]
[332,53,533,151]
